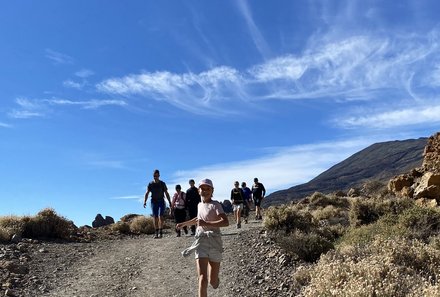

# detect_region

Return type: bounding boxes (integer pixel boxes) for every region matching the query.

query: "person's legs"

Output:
[208,260,221,289]
[196,258,209,297]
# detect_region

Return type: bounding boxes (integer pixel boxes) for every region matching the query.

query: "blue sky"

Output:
[1,0,440,226]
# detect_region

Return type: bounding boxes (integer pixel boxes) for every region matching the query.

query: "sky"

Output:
[1,0,440,226]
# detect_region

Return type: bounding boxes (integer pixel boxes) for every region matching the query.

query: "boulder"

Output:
[388,175,414,193]
[413,172,440,199]
[92,214,114,228]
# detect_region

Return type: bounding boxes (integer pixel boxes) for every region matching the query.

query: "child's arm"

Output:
[198,213,229,228]
[176,217,197,229]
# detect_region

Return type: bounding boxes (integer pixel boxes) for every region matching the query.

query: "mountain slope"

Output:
[266,137,427,206]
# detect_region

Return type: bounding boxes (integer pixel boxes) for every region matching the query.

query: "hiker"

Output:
[177,178,229,297]
[252,177,266,220]
[230,181,244,228]
[171,184,188,237]
[241,182,253,224]
[143,169,172,238]
[185,178,201,236]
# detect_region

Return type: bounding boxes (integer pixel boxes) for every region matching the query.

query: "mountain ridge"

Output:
[265,137,428,206]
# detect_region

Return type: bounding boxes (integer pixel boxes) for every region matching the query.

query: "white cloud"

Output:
[168,138,374,201]
[0,122,12,128]
[337,104,440,129]
[236,0,271,59]
[45,49,74,65]
[63,80,83,89]
[75,69,94,78]
[8,110,44,119]
[46,99,127,109]
[96,29,440,121]
[110,195,143,201]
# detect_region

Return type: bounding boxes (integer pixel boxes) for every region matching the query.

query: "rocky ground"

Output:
[1,216,297,297]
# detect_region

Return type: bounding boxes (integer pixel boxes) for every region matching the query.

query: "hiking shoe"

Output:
[153,234,159,239]
[159,233,163,238]
[237,222,241,229]
[212,278,220,289]
[176,233,181,237]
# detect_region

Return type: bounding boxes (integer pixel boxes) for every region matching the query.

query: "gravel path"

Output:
[1,218,297,297]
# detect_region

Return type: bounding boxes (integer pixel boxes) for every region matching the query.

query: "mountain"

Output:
[265,137,427,206]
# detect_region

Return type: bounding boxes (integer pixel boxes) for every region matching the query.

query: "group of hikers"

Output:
[143,169,266,297]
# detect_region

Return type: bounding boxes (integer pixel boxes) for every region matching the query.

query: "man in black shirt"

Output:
[143,169,172,238]
[185,179,201,235]
[252,177,266,220]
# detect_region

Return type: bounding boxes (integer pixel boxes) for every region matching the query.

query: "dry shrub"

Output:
[311,205,349,226]
[111,221,131,234]
[397,206,440,240]
[295,237,440,296]
[264,205,315,234]
[361,180,388,197]
[348,197,414,227]
[278,230,333,262]
[22,208,75,239]
[309,192,350,209]
[0,215,26,241]
[129,216,155,234]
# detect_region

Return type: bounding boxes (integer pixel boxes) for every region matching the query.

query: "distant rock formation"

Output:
[388,132,440,206]
[92,214,115,228]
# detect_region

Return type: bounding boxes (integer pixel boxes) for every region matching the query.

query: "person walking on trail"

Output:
[241,182,253,224]
[185,179,201,236]
[252,177,266,220]
[230,181,244,228]
[172,184,188,237]
[143,169,172,239]
[177,178,229,297]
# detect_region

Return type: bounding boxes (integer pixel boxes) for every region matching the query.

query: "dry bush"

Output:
[264,205,315,234]
[361,180,388,197]
[22,208,75,239]
[111,221,131,234]
[311,205,350,226]
[0,215,26,241]
[294,237,440,297]
[397,206,440,241]
[309,192,350,209]
[278,230,333,262]
[348,196,414,227]
[129,216,155,234]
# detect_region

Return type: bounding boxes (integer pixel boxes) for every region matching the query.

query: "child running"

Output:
[176,178,229,297]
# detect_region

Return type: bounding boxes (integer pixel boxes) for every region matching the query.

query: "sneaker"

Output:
[237,222,241,229]
[176,233,181,237]
[212,278,220,289]
[153,234,159,239]
[191,231,196,236]
[159,233,163,238]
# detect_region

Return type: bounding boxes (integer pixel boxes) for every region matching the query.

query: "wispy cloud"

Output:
[168,137,378,200]
[63,80,83,90]
[96,28,440,124]
[336,104,440,129]
[45,49,74,65]
[8,97,128,119]
[46,99,127,109]
[0,122,12,128]
[75,69,94,78]
[236,0,271,59]
[110,195,143,201]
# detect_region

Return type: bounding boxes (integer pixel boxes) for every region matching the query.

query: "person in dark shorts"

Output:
[230,181,244,228]
[143,169,172,238]
[185,179,201,235]
[171,184,188,237]
[241,182,253,224]
[252,177,266,220]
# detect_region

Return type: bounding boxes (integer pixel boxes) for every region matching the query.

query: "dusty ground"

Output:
[2,216,296,297]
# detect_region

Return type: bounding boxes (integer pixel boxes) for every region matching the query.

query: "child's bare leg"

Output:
[197,258,209,297]
[208,261,221,289]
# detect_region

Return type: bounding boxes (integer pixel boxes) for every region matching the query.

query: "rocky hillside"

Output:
[266,137,427,206]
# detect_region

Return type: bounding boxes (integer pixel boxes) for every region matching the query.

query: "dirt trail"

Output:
[34,220,263,297]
